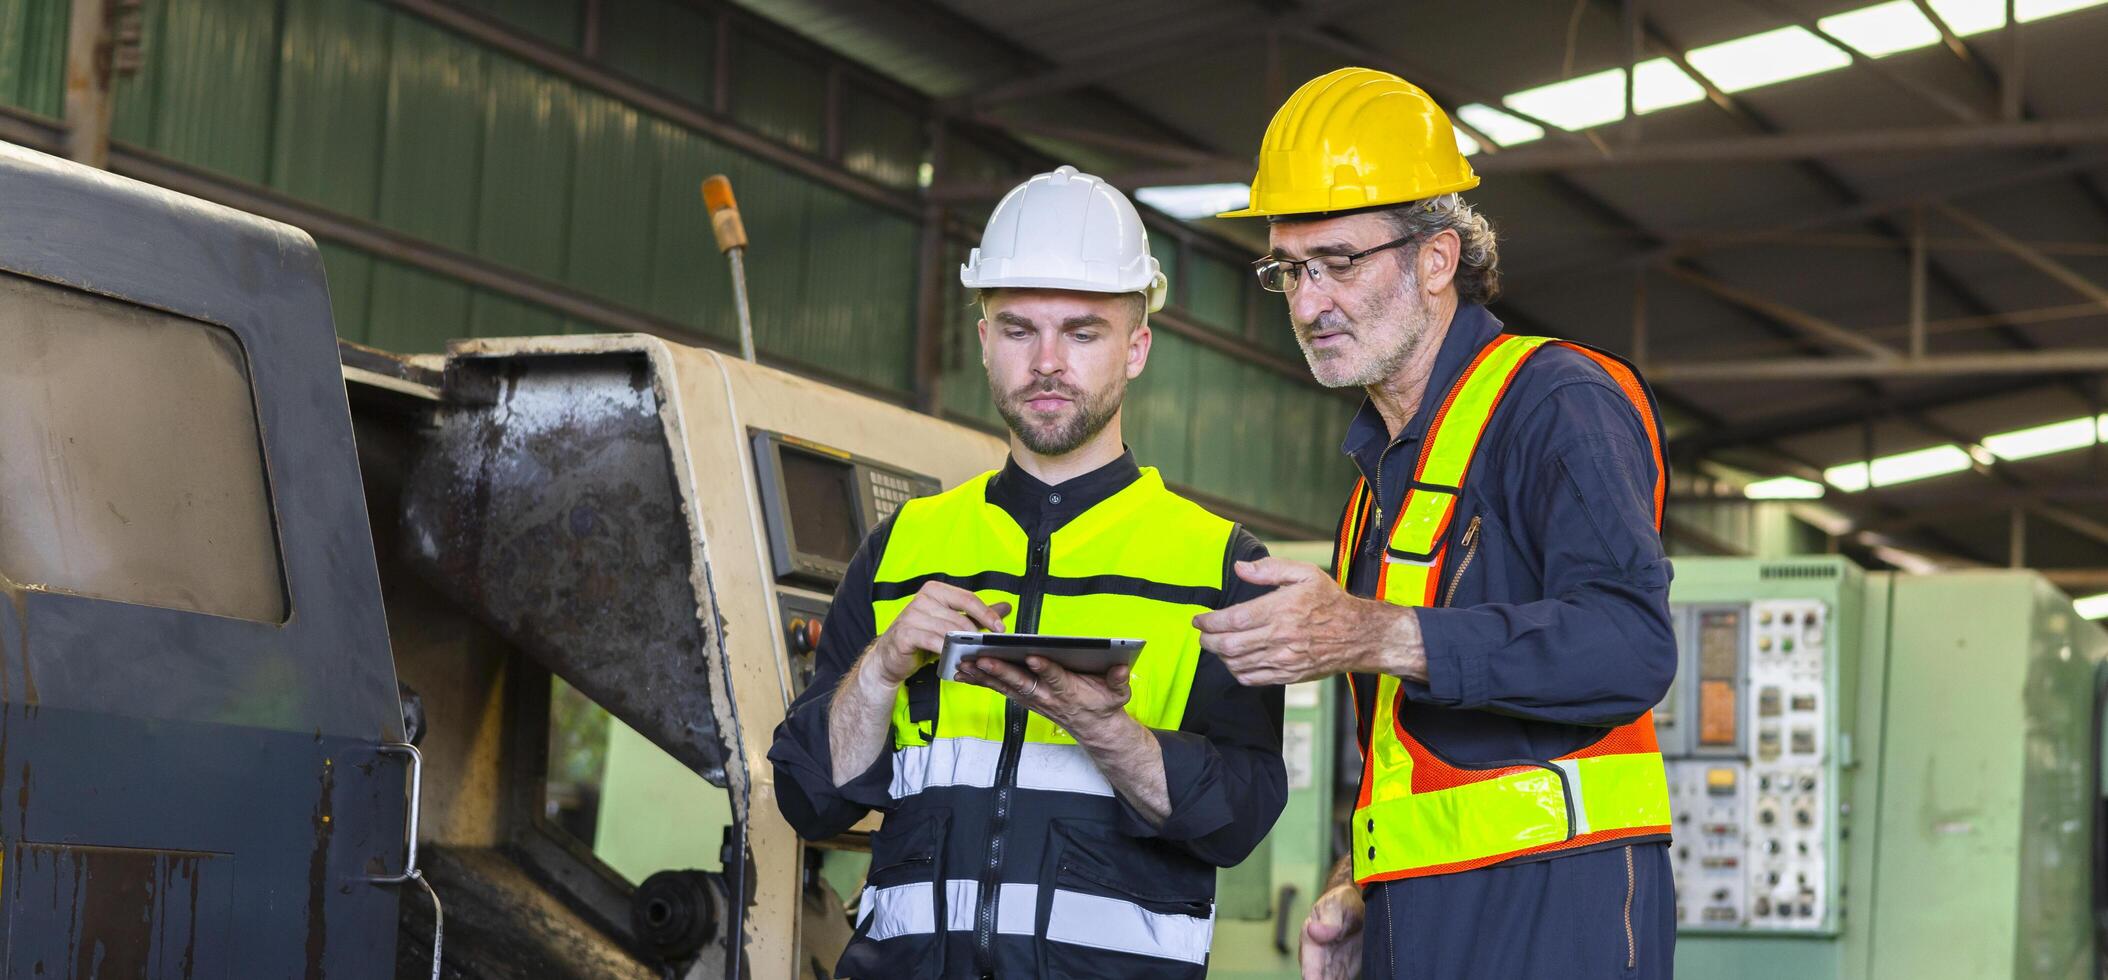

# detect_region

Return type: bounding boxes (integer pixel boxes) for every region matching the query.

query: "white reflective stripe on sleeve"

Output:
[1044,889,1215,965]
[1552,759,1590,837]
[891,737,1114,798]
[858,880,1041,941]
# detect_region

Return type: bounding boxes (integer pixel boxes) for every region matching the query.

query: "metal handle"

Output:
[364,742,442,978]
[366,742,424,884]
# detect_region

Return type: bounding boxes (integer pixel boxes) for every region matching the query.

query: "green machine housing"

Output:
[1668,556,2105,980]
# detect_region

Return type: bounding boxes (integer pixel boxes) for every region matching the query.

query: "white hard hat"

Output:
[960,165,1168,314]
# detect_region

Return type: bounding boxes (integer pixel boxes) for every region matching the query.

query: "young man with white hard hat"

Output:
[1196,68,1678,978]
[769,165,1287,979]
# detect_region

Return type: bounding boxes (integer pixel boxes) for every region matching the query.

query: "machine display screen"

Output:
[779,446,862,566]
[1696,609,1742,747]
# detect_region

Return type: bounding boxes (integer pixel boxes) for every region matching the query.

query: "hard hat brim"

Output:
[1215,174,1482,219]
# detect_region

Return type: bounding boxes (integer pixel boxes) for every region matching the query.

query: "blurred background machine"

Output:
[1666,557,2105,979]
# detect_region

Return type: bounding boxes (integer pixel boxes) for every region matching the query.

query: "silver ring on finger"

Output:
[1020,677,1039,700]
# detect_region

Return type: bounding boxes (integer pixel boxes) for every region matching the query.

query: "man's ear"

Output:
[1418,229,1461,296]
[1126,320,1152,381]
[976,317,990,367]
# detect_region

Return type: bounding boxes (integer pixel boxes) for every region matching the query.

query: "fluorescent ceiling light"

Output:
[1505,69,1629,131]
[1134,183,1250,219]
[1926,0,2005,34]
[1686,26,1854,93]
[2075,592,2108,620]
[1745,476,1826,499]
[1502,60,1709,131]
[1869,444,1973,486]
[1452,126,1482,157]
[1982,415,2097,461]
[1825,462,1871,492]
[1454,104,1544,147]
[2020,0,2108,20]
[1819,1,1942,56]
[1633,59,1707,113]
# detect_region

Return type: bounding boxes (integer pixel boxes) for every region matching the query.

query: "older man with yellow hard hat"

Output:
[1194,68,1678,978]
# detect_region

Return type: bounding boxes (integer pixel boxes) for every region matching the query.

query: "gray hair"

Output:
[1380,194,1501,305]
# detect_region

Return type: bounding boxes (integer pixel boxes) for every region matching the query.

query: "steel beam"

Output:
[930,119,2108,200]
[0,105,61,153]
[1935,202,2108,311]
[1648,349,2108,381]
[1742,0,1983,123]
[1663,265,1898,360]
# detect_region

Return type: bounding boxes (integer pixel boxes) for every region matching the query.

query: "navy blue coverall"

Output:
[1337,303,1678,979]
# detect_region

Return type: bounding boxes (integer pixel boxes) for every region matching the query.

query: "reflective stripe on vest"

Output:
[856,880,1216,964]
[873,468,1234,792]
[1340,334,1673,885]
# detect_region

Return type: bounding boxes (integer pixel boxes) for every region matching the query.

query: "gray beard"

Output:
[1298,275,1431,389]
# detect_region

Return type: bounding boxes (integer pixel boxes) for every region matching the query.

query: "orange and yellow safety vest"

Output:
[1339,333,1673,884]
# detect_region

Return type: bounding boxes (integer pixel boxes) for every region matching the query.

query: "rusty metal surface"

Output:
[4,843,233,977]
[401,352,732,786]
[0,141,407,976]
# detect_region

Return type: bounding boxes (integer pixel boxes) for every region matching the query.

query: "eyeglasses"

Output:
[1251,233,1418,293]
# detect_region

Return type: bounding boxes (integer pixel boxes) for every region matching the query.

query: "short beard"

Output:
[1296,268,1433,389]
[992,374,1124,456]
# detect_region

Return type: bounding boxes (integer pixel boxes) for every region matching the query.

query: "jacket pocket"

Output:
[1040,820,1213,980]
[835,809,949,979]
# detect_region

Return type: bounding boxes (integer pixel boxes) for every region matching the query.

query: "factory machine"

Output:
[1665,556,2104,980]
[0,138,1012,977]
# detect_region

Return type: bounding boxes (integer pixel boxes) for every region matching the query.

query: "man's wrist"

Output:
[1068,705,1149,755]
[1357,603,1428,683]
[857,644,910,697]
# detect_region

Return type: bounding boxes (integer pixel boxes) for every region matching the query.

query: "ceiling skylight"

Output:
[1819,1,1943,56]
[1454,104,1545,147]
[1686,26,1855,93]
[1981,415,2100,461]
[2075,592,2108,620]
[1745,476,1827,499]
[1133,183,1250,219]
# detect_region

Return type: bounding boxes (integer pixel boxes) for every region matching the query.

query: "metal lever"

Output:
[365,742,442,979]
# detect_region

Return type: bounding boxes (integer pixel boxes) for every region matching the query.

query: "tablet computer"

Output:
[939,631,1145,678]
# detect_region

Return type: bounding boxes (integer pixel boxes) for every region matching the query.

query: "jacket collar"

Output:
[984,448,1142,533]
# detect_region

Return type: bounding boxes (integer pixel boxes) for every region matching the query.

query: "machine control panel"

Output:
[751,429,940,588]
[1664,599,1837,933]
[777,590,833,696]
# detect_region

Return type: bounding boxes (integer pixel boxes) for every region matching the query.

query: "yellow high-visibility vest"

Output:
[873,468,1235,779]
[1339,334,1673,884]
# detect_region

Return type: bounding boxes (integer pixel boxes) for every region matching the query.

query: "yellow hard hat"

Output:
[1218,67,1479,219]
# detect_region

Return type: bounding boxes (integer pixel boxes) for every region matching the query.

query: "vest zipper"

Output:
[973,531,1049,975]
[1441,516,1482,608]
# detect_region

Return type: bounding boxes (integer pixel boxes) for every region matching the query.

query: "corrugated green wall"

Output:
[0,0,67,118]
[9,0,1351,530]
[101,0,919,395]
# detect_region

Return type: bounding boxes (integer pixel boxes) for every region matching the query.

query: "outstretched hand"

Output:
[1194,558,1394,686]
